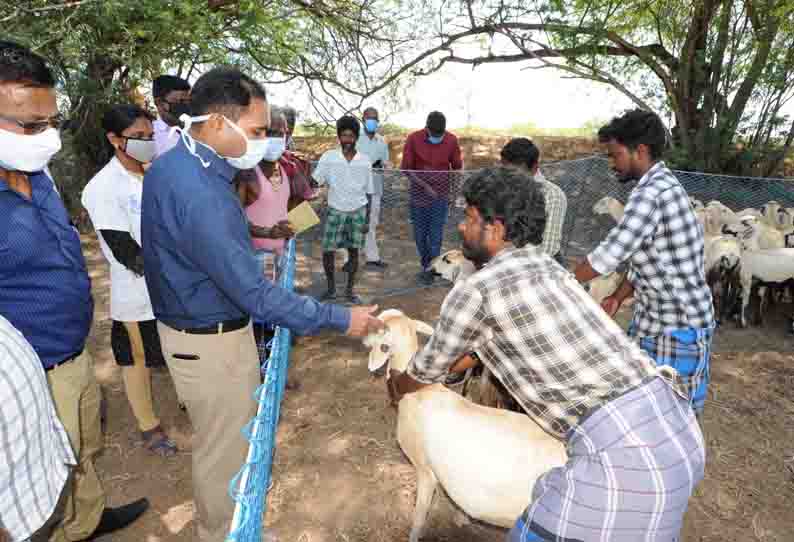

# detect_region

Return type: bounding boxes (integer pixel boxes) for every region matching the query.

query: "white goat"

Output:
[429,249,476,283]
[364,309,567,542]
[721,222,794,329]
[590,196,627,301]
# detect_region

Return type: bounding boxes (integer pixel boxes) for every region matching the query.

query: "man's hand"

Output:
[346,305,384,337]
[271,220,295,239]
[601,296,621,317]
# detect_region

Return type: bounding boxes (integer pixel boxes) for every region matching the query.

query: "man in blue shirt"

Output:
[141,66,382,542]
[0,41,148,541]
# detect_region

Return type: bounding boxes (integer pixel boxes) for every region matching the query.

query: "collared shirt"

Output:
[312,149,374,212]
[588,162,714,337]
[535,170,567,257]
[245,164,290,253]
[0,315,76,541]
[153,118,179,158]
[356,133,390,196]
[82,158,154,322]
[400,129,463,206]
[141,137,350,333]
[0,170,93,367]
[407,246,658,440]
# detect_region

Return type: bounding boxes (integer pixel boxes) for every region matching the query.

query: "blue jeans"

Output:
[410,199,448,270]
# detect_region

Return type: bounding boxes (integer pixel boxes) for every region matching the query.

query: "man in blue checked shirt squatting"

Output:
[141,66,384,542]
[573,109,716,423]
[387,165,705,542]
[0,41,149,541]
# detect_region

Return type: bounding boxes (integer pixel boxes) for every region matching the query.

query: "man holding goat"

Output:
[388,166,705,542]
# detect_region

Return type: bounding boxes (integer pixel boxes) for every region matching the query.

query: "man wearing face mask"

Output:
[0,41,149,541]
[81,104,177,457]
[141,67,383,541]
[401,111,463,285]
[573,109,714,420]
[152,74,191,157]
[355,106,391,269]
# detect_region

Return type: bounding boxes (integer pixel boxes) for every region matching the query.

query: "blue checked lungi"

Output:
[629,324,714,416]
[508,376,705,542]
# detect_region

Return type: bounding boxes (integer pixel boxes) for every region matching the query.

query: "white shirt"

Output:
[153,118,179,158]
[81,158,155,322]
[0,316,75,541]
[313,149,374,212]
[356,133,390,195]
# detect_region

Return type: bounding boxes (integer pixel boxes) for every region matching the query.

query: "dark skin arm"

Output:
[386,353,479,407]
[573,258,601,284]
[602,276,635,317]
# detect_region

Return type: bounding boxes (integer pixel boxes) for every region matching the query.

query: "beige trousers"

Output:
[46,351,105,542]
[120,321,160,432]
[157,322,260,542]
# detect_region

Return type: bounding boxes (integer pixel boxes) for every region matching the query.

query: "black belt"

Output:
[45,349,83,372]
[172,317,250,335]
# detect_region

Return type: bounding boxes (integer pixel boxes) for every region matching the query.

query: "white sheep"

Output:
[721,222,794,329]
[429,249,476,283]
[364,309,567,542]
[689,196,705,210]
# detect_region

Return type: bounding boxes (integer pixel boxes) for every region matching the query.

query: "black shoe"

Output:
[319,289,336,301]
[365,260,388,270]
[79,498,150,541]
[342,260,352,273]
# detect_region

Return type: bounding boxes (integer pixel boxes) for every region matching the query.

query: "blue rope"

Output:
[226,239,296,542]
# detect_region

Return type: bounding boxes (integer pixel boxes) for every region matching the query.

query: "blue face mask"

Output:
[428,133,444,145]
[364,119,379,133]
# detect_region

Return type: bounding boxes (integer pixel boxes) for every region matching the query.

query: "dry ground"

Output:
[81,233,794,542]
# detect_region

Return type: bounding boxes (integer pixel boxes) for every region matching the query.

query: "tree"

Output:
[262,0,794,175]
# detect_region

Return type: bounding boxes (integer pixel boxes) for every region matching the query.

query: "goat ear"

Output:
[414,320,434,336]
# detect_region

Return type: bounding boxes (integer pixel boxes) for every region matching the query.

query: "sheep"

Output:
[721,222,794,330]
[429,249,476,283]
[703,235,742,324]
[364,309,567,542]
[760,201,784,229]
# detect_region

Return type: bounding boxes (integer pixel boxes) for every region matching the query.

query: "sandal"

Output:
[142,427,178,457]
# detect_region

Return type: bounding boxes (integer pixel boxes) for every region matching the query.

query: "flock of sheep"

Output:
[591,196,794,333]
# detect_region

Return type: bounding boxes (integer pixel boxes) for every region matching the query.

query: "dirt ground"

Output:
[82,233,794,542]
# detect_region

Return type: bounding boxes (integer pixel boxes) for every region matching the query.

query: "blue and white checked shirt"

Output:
[0,316,75,541]
[588,162,714,337]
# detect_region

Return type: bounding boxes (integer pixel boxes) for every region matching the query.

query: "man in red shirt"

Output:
[400,111,463,284]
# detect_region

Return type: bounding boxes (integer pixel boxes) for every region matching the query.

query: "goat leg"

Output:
[409,468,438,542]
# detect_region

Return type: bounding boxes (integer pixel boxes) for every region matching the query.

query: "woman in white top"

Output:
[81,105,177,457]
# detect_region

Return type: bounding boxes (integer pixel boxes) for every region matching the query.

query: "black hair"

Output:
[101,104,153,136]
[598,109,667,160]
[152,75,191,99]
[189,67,267,120]
[0,40,55,87]
[500,138,540,171]
[426,111,446,135]
[462,166,546,248]
[336,115,360,137]
[282,106,297,129]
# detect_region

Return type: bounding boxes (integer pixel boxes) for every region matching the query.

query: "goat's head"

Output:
[721,218,761,251]
[363,309,434,376]
[778,207,793,229]
[430,249,465,281]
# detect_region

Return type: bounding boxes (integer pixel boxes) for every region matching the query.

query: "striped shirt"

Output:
[535,170,567,257]
[588,162,714,336]
[0,316,75,541]
[407,246,659,439]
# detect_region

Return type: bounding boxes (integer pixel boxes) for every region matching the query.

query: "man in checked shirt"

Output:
[388,166,705,542]
[573,109,715,420]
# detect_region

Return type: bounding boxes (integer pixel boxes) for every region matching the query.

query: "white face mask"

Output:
[0,127,62,173]
[223,118,268,170]
[123,137,157,164]
[173,113,267,170]
[261,136,285,163]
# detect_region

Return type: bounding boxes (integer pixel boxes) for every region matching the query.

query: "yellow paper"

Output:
[286,201,320,234]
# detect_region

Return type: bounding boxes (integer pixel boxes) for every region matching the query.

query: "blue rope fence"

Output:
[226,239,297,542]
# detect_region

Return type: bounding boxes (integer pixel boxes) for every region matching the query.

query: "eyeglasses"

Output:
[0,114,64,135]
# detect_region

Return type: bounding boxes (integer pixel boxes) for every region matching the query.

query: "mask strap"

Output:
[173,114,212,168]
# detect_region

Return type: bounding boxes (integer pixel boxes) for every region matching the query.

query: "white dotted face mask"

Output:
[173,113,269,170]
